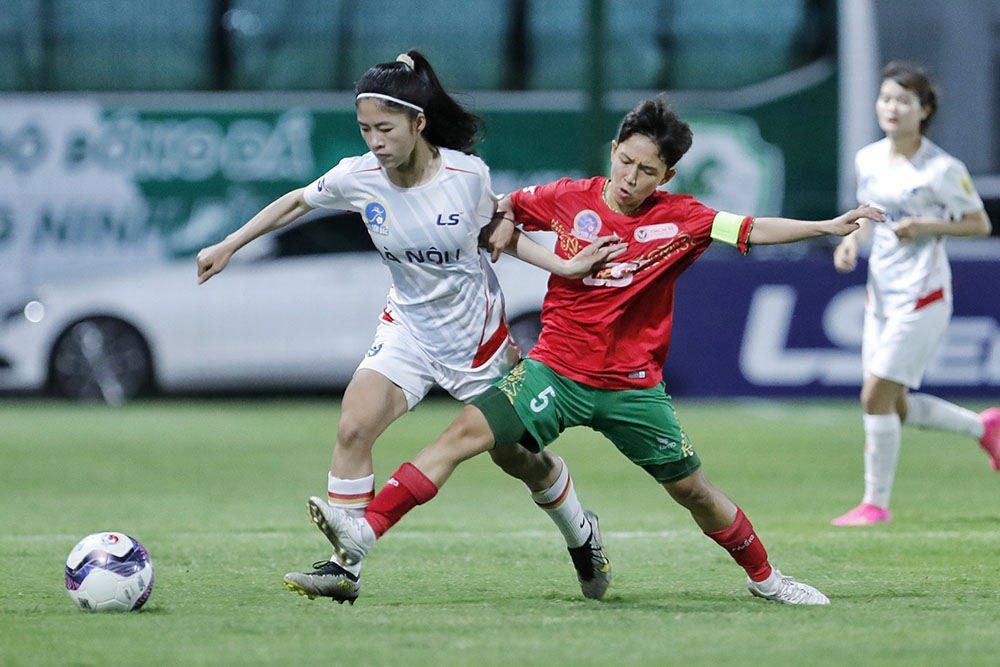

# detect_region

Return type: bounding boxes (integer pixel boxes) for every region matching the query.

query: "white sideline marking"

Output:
[5,529,999,544]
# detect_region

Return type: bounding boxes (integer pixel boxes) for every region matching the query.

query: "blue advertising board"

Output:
[666,250,1000,398]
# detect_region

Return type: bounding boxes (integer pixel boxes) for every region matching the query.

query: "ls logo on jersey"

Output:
[572,209,602,241]
[635,223,679,243]
[436,212,463,226]
[364,198,390,236]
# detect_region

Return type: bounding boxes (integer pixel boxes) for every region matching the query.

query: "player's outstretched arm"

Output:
[196,188,314,284]
[481,196,626,278]
[502,230,626,279]
[749,204,885,246]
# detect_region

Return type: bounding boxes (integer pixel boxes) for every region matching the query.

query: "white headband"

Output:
[356,92,424,113]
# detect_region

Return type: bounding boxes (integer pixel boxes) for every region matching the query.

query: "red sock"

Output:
[364,463,439,538]
[704,507,772,582]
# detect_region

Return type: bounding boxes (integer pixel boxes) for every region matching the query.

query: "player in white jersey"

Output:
[830,61,998,526]
[196,51,625,601]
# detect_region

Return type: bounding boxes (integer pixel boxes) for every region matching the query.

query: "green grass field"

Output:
[2,397,998,666]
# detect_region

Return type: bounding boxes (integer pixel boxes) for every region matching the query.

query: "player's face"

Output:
[356,98,426,169]
[607,134,673,213]
[876,78,927,138]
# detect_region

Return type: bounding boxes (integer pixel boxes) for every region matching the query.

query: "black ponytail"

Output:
[355,50,484,154]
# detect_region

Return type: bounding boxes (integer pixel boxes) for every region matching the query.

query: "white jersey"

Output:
[303,148,507,370]
[856,137,984,316]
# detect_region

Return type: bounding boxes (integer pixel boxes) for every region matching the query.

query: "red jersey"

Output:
[510,176,752,390]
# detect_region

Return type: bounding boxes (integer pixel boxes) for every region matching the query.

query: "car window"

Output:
[272,210,375,257]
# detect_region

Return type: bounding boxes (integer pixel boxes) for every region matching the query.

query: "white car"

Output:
[0,209,548,403]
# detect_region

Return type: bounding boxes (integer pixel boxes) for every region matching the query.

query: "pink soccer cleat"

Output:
[831,502,891,526]
[979,408,1000,471]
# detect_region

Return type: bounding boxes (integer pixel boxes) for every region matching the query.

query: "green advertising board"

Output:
[0,71,836,292]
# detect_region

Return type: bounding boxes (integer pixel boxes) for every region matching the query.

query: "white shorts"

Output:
[862,300,951,389]
[355,320,521,410]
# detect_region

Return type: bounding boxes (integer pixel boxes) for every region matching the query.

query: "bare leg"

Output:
[662,469,738,532]
[330,369,409,479]
[490,446,562,491]
[411,404,497,487]
[861,374,906,417]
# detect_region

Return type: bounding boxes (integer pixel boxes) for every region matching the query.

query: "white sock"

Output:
[862,413,902,509]
[326,473,374,575]
[904,393,984,439]
[530,457,590,549]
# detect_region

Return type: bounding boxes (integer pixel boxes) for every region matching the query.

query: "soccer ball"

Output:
[65,532,154,612]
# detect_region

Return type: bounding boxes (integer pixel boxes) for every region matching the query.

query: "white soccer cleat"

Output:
[307,496,376,566]
[746,568,830,605]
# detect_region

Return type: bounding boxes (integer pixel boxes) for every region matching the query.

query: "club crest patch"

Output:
[572,209,602,241]
[363,198,390,236]
[634,223,679,243]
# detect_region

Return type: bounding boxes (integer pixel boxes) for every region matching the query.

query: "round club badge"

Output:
[572,209,602,241]
[364,198,390,236]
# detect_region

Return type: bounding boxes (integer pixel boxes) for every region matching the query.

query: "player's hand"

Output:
[832,238,859,273]
[484,211,516,263]
[562,235,628,279]
[196,242,235,284]
[829,204,885,237]
[893,217,926,242]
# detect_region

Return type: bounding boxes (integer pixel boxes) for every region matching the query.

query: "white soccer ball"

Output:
[65,532,154,612]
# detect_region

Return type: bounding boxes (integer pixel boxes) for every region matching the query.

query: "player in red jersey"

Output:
[306,95,885,604]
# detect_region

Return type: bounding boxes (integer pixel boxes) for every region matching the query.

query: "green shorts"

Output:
[471,358,701,484]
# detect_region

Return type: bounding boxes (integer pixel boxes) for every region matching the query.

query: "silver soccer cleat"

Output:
[283,559,361,605]
[307,496,376,566]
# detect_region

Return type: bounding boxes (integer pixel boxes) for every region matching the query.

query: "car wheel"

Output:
[49,317,153,404]
[509,311,543,355]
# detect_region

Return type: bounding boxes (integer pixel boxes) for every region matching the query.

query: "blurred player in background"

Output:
[196,51,624,603]
[830,61,997,527]
[307,95,885,605]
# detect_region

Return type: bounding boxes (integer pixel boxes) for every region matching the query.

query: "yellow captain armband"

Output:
[710,211,753,254]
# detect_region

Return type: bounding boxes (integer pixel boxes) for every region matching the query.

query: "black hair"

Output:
[880,60,938,134]
[355,50,484,153]
[617,95,692,168]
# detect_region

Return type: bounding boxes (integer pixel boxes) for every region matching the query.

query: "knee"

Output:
[490,446,550,477]
[859,385,877,413]
[335,413,377,452]
[665,475,714,510]
[488,446,524,475]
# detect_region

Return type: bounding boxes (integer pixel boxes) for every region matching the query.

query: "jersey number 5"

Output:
[530,386,556,413]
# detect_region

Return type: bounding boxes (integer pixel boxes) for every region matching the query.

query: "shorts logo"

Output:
[364,198,390,236]
[634,223,679,243]
[572,209,602,241]
[655,436,678,450]
[317,177,325,192]
[366,343,383,357]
